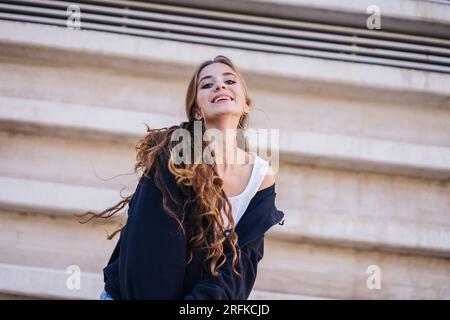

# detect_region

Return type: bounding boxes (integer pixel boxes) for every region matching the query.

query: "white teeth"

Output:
[213,95,232,102]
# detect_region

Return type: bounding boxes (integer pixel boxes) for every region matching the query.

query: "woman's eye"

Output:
[200,80,236,89]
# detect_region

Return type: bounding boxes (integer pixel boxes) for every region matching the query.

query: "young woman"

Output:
[79,55,285,300]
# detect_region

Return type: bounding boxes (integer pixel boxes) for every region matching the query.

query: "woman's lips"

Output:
[212,94,234,103]
[213,99,233,104]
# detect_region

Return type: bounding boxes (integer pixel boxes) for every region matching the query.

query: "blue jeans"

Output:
[100,290,114,300]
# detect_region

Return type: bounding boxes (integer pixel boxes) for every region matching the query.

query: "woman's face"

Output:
[195,62,248,121]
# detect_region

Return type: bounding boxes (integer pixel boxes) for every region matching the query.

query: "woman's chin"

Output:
[211,100,234,107]
[209,102,241,111]
[210,107,242,117]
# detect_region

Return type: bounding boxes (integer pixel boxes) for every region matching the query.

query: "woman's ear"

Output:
[194,108,203,120]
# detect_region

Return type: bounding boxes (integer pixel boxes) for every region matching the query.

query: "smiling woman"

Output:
[77,55,284,300]
[194,63,248,123]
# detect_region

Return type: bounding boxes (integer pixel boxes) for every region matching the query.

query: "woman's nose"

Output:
[215,82,226,90]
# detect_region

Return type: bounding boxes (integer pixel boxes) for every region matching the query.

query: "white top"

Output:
[221,152,269,228]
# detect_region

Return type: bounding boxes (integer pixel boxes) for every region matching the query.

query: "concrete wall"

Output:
[0,2,449,300]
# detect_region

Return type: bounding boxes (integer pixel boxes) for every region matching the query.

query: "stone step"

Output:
[0,263,103,300]
[273,209,450,258]
[0,263,330,300]
[0,176,125,217]
[1,20,449,108]
[1,97,449,180]
[1,209,449,299]
[0,175,448,257]
[256,239,450,299]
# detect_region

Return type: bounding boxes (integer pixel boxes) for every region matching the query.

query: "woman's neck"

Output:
[203,117,249,169]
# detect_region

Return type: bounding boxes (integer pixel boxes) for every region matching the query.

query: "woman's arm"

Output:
[184,235,265,300]
[119,167,187,299]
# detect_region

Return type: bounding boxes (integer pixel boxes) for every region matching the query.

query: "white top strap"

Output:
[222,152,269,227]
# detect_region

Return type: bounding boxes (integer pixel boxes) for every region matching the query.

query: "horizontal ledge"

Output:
[0,96,182,144]
[161,0,450,39]
[2,0,450,55]
[0,263,313,300]
[282,0,450,24]
[1,96,449,180]
[1,20,450,101]
[1,176,449,259]
[248,289,332,300]
[276,131,450,180]
[269,209,450,258]
[10,0,450,38]
[0,263,103,299]
[2,11,450,73]
[0,176,128,218]
[0,263,103,300]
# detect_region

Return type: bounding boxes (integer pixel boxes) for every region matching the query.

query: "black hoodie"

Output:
[103,153,285,300]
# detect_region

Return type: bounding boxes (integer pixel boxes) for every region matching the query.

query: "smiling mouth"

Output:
[212,96,234,103]
[213,99,233,104]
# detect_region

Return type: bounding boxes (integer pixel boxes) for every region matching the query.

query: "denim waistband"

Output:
[99,290,114,300]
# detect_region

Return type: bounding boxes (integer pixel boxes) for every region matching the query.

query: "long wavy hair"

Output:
[77,55,253,277]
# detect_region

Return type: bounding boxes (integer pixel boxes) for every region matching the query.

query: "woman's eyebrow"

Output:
[199,72,236,84]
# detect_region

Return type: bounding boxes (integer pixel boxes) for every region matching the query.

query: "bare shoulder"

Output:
[258,166,276,191]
